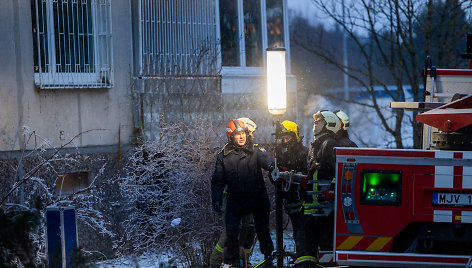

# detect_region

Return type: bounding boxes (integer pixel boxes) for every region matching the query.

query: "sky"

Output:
[287,0,325,26]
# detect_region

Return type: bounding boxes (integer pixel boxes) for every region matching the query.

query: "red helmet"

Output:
[226,119,248,142]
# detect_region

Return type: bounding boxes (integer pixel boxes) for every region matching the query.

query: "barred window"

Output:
[31,0,113,89]
[139,0,219,76]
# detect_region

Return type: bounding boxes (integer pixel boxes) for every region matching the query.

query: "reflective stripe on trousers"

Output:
[304,170,319,215]
[295,255,317,264]
[215,243,224,253]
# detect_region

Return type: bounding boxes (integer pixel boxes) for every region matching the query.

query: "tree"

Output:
[292,0,471,148]
[0,128,118,266]
[119,121,222,266]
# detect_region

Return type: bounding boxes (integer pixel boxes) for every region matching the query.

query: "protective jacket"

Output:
[336,130,358,148]
[211,142,273,206]
[307,133,339,181]
[278,142,309,174]
[277,141,308,212]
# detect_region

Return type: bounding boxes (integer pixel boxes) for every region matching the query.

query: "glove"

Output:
[321,190,335,201]
[300,177,309,189]
[212,202,222,213]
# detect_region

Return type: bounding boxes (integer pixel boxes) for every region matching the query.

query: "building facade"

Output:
[0,0,296,198]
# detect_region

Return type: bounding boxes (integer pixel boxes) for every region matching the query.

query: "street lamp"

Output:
[267,47,287,116]
[266,47,286,268]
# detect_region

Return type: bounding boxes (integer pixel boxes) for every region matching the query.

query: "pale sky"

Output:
[287,0,336,29]
[287,0,319,20]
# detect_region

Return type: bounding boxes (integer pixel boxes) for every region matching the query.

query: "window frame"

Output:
[56,172,91,197]
[32,0,113,89]
[218,0,291,76]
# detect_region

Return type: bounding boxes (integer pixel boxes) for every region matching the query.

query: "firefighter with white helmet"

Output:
[211,119,274,267]
[238,117,257,138]
[209,117,258,268]
[334,110,358,148]
[296,110,340,267]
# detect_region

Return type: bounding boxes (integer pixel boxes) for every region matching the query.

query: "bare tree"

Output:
[119,121,223,266]
[0,127,118,266]
[292,0,471,148]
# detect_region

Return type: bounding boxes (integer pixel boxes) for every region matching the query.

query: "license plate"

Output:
[432,192,472,206]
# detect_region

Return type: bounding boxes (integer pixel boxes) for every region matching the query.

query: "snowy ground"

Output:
[95,232,296,268]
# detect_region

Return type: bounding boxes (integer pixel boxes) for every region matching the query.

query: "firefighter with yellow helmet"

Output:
[276,120,313,267]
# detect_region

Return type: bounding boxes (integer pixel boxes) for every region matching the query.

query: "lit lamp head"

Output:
[266,47,287,116]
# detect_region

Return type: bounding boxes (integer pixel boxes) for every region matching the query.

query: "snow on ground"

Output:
[95,232,295,268]
[95,252,176,268]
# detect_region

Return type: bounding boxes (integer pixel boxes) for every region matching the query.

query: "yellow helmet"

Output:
[238,117,257,134]
[281,120,299,140]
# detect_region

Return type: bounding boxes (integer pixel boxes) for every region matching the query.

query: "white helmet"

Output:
[313,110,341,134]
[238,117,257,134]
[335,110,350,131]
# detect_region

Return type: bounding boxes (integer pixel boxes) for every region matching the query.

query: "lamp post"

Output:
[267,47,286,268]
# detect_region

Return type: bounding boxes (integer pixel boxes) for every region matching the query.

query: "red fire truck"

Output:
[326,62,472,266]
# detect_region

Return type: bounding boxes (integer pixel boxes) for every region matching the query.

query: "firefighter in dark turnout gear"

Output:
[334,110,358,148]
[211,119,274,267]
[209,118,257,267]
[276,120,313,267]
[298,110,341,267]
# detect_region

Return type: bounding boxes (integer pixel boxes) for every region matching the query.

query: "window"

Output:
[360,170,402,205]
[31,0,113,89]
[219,0,288,69]
[266,0,284,47]
[56,172,90,196]
[139,0,219,76]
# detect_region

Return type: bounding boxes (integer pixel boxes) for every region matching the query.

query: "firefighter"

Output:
[209,117,257,268]
[276,120,312,267]
[334,110,358,148]
[211,119,274,267]
[297,110,340,267]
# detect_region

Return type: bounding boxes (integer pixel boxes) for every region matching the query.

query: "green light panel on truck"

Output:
[360,170,401,205]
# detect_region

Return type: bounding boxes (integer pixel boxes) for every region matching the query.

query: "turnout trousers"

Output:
[224,197,273,266]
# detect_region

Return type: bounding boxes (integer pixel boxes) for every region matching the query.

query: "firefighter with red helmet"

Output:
[209,118,258,268]
[211,119,274,267]
[276,120,313,267]
[334,110,358,148]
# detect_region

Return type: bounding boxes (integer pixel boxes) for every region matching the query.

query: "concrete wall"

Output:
[0,0,297,152]
[0,0,135,152]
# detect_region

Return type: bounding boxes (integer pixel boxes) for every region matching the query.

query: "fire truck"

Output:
[327,50,472,266]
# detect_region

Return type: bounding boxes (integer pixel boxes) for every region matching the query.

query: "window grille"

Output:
[31,0,113,89]
[139,0,219,76]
